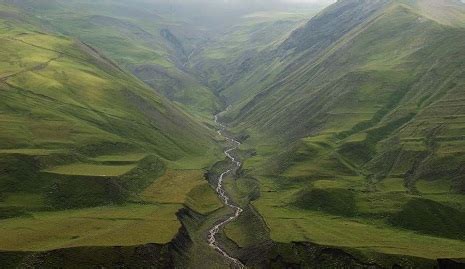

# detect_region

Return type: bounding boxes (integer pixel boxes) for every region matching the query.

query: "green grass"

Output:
[416,179,452,194]
[389,198,465,240]
[255,206,465,259]
[185,183,224,215]
[0,7,221,213]
[239,125,465,263]
[0,193,45,209]
[141,169,223,214]
[216,2,465,265]
[0,1,374,267]
[0,9,224,259]
[240,126,465,262]
[141,170,205,204]
[0,152,218,253]
[16,0,223,119]
[0,204,181,251]
[88,153,147,163]
[239,135,465,263]
[0,11,222,258]
[0,10,219,158]
[0,149,65,156]
[252,174,465,259]
[3,0,465,267]
[293,188,357,217]
[166,145,224,170]
[224,205,270,249]
[376,178,407,192]
[44,163,137,177]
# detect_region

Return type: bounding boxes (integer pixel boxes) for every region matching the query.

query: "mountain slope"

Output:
[0,3,223,255]
[235,0,465,188]
[0,8,217,161]
[190,9,320,91]
[218,0,465,266]
[4,0,223,120]
[229,0,465,167]
[6,1,328,121]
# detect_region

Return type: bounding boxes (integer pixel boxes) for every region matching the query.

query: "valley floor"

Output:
[3,114,465,269]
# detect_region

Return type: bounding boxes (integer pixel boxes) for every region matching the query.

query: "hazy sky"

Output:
[280,0,335,3]
[155,0,336,6]
[220,0,336,4]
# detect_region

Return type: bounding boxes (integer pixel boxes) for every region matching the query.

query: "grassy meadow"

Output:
[0,168,223,252]
[221,131,465,265]
[252,176,465,259]
[0,204,181,251]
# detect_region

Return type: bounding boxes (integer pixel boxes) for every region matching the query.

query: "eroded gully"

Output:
[207,114,245,269]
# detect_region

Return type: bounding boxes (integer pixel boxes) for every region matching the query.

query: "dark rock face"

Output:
[242,241,385,269]
[0,244,175,269]
[0,211,194,268]
[238,241,439,269]
[438,259,465,269]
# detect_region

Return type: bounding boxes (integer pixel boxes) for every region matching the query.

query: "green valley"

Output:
[1,0,465,268]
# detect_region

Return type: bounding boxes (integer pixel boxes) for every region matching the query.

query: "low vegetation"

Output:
[0,3,222,262]
[2,0,465,267]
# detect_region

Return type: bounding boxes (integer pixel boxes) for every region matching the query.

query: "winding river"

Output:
[207,114,245,269]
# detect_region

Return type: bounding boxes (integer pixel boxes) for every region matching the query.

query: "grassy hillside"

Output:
[3,0,465,267]
[0,3,223,258]
[3,0,222,120]
[216,0,465,265]
[6,1,328,121]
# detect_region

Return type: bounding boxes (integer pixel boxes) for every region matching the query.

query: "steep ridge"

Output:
[0,5,217,162]
[216,0,465,266]
[4,0,222,120]
[228,0,465,177]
